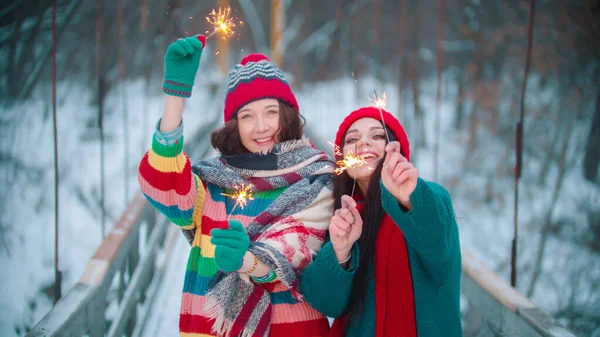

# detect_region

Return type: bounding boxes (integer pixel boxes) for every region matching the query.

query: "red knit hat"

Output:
[223,53,299,122]
[334,106,411,161]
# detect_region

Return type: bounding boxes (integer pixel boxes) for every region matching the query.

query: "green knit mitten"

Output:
[162,35,206,98]
[210,220,250,272]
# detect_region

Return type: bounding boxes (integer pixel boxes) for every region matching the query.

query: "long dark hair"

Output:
[333,124,398,326]
[210,100,305,155]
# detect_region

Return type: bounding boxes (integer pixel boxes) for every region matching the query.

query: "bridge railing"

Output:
[26,192,163,337]
[26,117,219,337]
[461,249,576,337]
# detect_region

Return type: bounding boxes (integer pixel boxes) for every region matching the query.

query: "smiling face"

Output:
[237,98,281,154]
[343,117,388,181]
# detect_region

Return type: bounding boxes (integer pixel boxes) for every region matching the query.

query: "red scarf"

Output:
[329,209,417,337]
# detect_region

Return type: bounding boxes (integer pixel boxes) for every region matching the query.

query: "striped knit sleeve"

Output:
[137,132,205,229]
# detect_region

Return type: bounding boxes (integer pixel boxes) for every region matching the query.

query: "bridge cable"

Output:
[433,0,446,182]
[512,0,536,288]
[116,0,129,205]
[96,0,106,238]
[52,0,62,304]
[396,0,407,122]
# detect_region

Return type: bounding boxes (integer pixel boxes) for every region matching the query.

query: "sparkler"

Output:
[330,142,367,176]
[205,6,236,40]
[329,142,369,197]
[221,183,254,220]
[350,144,360,197]
[369,90,391,143]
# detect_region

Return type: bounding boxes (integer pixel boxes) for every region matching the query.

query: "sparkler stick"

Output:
[205,6,236,40]
[369,90,391,143]
[221,183,254,221]
[350,143,359,197]
[329,142,369,198]
[206,30,217,39]
[329,142,368,176]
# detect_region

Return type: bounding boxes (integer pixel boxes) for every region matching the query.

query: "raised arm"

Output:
[381,178,456,264]
[380,141,459,283]
[160,95,185,132]
[137,35,207,229]
[160,34,207,130]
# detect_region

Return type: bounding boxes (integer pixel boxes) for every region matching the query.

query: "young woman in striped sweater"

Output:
[138,35,334,337]
[301,107,463,337]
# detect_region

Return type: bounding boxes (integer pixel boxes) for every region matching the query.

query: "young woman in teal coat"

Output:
[300,106,463,337]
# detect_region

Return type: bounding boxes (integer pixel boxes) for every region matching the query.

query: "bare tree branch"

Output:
[282,14,304,52]
[297,20,337,57]
[0,0,27,20]
[238,0,268,54]
[15,2,47,90]
[17,0,82,101]
[527,118,574,297]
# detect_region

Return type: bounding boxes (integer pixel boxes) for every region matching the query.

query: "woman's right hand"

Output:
[162,35,206,98]
[329,195,363,262]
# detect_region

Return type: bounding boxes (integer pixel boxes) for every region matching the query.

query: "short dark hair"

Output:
[210,100,305,155]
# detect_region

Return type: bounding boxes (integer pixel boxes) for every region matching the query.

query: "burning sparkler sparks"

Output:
[205,6,236,40]
[330,142,371,197]
[330,142,368,176]
[369,90,391,142]
[370,90,387,109]
[221,183,254,219]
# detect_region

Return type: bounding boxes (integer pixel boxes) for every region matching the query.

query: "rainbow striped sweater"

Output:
[138,132,331,337]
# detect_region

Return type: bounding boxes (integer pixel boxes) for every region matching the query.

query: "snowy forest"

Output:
[1,0,599,336]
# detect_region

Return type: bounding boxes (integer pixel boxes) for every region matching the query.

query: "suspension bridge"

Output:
[16,0,584,335]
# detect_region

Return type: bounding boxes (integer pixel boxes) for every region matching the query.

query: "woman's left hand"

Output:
[381,141,418,208]
[210,220,250,272]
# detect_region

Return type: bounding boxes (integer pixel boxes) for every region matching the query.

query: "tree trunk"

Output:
[6,18,22,100]
[486,1,509,135]
[396,0,407,122]
[454,71,466,130]
[408,0,424,147]
[583,90,600,183]
[373,0,381,81]
[467,45,484,153]
[527,116,573,297]
[537,94,568,186]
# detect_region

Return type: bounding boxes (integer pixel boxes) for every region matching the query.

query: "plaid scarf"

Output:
[192,137,334,337]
